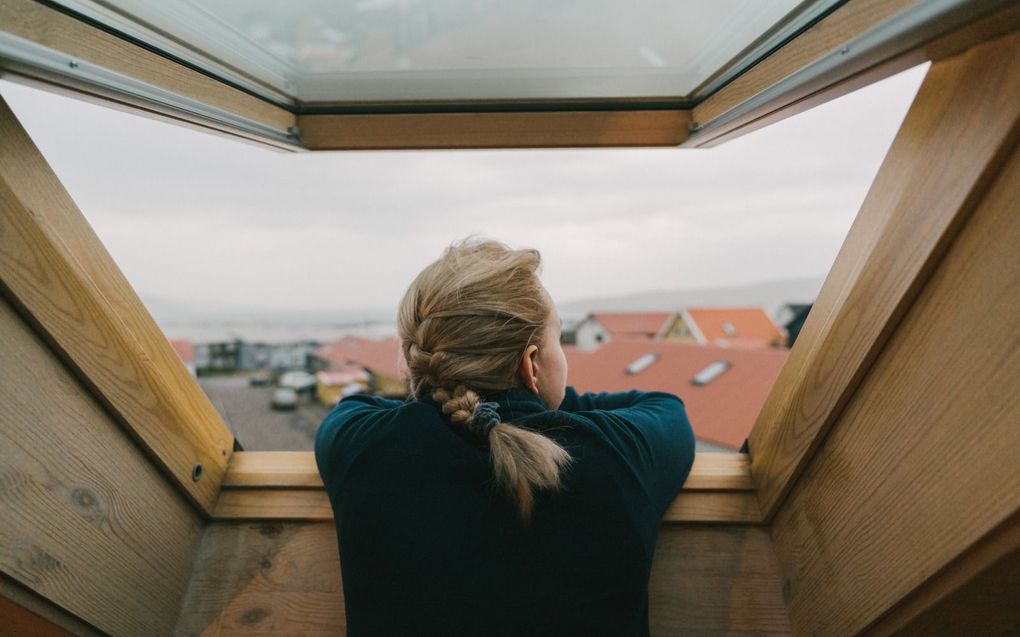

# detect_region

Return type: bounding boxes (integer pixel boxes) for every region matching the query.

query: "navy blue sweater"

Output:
[314,386,696,636]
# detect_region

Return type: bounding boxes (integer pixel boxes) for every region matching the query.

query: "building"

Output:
[315,366,372,406]
[313,336,407,397]
[572,312,675,351]
[775,303,813,348]
[565,339,789,451]
[664,307,787,348]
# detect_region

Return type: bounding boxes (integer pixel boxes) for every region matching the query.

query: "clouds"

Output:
[0,62,927,312]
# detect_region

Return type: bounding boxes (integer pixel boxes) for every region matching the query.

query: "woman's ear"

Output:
[518,344,540,394]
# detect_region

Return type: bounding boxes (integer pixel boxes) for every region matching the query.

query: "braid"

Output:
[396,238,572,524]
[432,384,482,426]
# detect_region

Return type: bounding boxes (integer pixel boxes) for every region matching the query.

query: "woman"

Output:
[314,238,696,636]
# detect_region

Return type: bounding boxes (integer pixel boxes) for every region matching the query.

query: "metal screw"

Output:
[68,60,79,69]
[840,46,850,55]
[191,463,203,482]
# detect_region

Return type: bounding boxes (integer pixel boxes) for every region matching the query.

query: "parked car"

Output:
[249,370,272,386]
[278,370,316,392]
[270,387,299,410]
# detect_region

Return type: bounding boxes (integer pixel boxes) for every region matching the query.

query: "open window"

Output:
[2,1,1018,635]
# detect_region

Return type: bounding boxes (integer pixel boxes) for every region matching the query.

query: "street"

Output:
[198,376,331,451]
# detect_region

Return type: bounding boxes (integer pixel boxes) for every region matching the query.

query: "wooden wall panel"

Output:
[770,141,1020,635]
[176,521,790,636]
[0,296,204,636]
[0,94,234,515]
[747,30,1020,521]
[174,522,344,637]
[649,526,791,636]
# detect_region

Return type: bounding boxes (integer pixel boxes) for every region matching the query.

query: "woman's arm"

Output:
[564,386,696,514]
[557,385,655,412]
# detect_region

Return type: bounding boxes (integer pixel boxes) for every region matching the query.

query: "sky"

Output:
[1,63,927,315]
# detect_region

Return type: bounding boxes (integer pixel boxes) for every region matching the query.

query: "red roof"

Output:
[564,339,788,450]
[169,339,193,364]
[313,336,406,380]
[684,308,785,348]
[590,312,674,338]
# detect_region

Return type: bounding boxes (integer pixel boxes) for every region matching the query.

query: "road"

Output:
[198,376,331,451]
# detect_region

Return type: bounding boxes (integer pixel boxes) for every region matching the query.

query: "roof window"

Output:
[625,353,659,375]
[691,361,731,386]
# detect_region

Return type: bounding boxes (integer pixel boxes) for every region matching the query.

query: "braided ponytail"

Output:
[398,238,572,524]
[433,384,570,524]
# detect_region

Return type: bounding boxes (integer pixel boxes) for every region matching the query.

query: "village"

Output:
[167,303,811,453]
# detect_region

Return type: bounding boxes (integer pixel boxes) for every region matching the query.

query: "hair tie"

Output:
[469,401,501,436]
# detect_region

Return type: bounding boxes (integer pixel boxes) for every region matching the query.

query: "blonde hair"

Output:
[398,238,571,523]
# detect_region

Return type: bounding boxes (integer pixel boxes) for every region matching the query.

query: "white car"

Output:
[278,370,316,392]
[270,387,299,410]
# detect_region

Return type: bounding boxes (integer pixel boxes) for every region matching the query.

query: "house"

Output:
[572,312,675,351]
[775,303,813,348]
[315,365,371,406]
[564,339,789,451]
[169,339,196,377]
[663,308,787,348]
[313,335,407,397]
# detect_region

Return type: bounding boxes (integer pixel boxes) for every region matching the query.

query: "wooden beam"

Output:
[298,110,691,150]
[687,1,1020,147]
[222,450,753,491]
[0,95,234,516]
[0,0,294,141]
[746,30,1020,521]
[0,296,203,636]
[214,451,759,524]
[768,84,1020,636]
[695,0,912,126]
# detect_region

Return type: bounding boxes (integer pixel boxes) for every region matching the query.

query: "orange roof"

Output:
[313,336,406,380]
[684,308,785,348]
[169,339,193,364]
[590,312,674,338]
[316,366,371,386]
[564,339,788,450]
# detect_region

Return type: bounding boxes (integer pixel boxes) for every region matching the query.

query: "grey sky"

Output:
[1,63,927,314]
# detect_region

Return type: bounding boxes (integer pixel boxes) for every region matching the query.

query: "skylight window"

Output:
[691,361,730,386]
[626,353,659,375]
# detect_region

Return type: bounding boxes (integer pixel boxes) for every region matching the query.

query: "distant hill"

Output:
[556,276,825,320]
[139,293,396,329]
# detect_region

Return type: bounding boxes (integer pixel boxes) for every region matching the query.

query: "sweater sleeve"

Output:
[314,393,405,490]
[562,386,696,515]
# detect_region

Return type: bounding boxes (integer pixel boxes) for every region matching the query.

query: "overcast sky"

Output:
[1,64,927,314]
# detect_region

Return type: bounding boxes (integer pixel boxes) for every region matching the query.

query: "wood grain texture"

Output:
[213,487,762,525]
[174,522,344,637]
[222,451,753,491]
[222,452,323,488]
[688,3,1020,148]
[215,452,759,523]
[0,296,204,637]
[747,31,1020,521]
[864,511,1020,637]
[770,136,1020,635]
[649,526,791,635]
[298,110,690,150]
[176,522,789,636]
[0,0,293,133]
[0,95,234,515]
